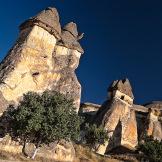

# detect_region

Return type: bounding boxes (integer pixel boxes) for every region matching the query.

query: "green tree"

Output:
[138,136,162,162]
[84,123,108,147]
[2,91,82,159]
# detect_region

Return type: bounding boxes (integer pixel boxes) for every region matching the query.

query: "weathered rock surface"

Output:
[41,140,75,162]
[142,102,162,140]
[80,102,101,114]
[23,140,75,162]
[58,22,84,53]
[0,7,83,113]
[108,78,134,100]
[144,101,162,110]
[94,79,138,155]
[80,79,162,155]
[0,136,75,162]
[79,103,101,123]
[0,6,84,162]
[1,5,162,160]
[0,135,23,154]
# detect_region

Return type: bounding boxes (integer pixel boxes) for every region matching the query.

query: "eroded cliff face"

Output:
[93,79,138,155]
[0,7,83,113]
[80,79,162,155]
[142,102,162,140]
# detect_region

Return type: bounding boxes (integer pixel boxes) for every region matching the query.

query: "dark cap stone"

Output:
[57,22,84,53]
[63,22,78,37]
[108,78,134,99]
[19,7,61,39]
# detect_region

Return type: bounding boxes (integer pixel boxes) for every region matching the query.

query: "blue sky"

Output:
[0,0,162,105]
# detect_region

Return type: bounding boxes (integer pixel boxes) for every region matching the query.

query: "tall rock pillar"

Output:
[53,22,84,110]
[94,79,138,154]
[0,7,84,113]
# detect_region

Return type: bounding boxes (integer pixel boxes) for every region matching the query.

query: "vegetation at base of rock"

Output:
[84,123,108,146]
[0,91,82,159]
[138,136,162,162]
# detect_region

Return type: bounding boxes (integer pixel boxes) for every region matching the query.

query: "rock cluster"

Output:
[0,7,83,113]
[0,7,84,162]
[80,79,162,155]
[0,135,75,162]
[0,6,162,160]
[94,79,138,154]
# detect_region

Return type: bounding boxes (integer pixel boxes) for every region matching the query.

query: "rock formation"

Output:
[79,103,101,118]
[0,135,75,162]
[0,5,162,160]
[93,79,138,155]
[80,79,162,155]
[0,7,83,113]
[142,102,162,140]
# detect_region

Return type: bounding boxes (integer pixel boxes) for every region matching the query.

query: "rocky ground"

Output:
[0,144,141,162]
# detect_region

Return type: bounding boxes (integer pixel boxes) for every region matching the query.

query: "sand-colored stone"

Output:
[144,109,162,141]
[0,6,84,162]
[94,79,138,155]
[0,26,57,103]
[0,7,83,113]
[0,136,75,162]
[80,103,101,114]
[0,135,22,154]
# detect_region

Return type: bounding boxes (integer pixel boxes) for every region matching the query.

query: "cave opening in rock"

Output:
[121,96,125,100]
[32,72,40,77]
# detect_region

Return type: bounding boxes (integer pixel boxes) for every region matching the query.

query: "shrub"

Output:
[84,123,108,147]
[138,136,162,162]
[1,91,82,159]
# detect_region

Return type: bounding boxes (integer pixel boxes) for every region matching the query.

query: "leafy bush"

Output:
[1,91,82,159]
[138,136,162,162]
[84,123,108,147]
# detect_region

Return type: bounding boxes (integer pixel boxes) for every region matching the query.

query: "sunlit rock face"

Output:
[81,79,162,155]
[0,7,83,113]
[94,79,138,155]
[52,44,82,109]
[0,136,75,162]
[143,102,162,141]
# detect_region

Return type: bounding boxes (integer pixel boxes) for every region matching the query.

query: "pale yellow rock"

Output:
[0,7,83,162]
[145,109,162,141]
[94,79,138,154]
[53,44,82,111]
[0,24,82,112]
[0,6,84,114]
[0,25,57,105]
[95,141,108,155]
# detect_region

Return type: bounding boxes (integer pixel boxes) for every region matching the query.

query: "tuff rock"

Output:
[0,7,83,114]
[93,79,138,155]
[0,5,162,160]
[143,102,162,140]
[80,79,162,155]
[0,135,75,162]
[23,140,75,161]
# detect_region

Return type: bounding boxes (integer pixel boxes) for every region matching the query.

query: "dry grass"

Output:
[74,144,121,162]
[0,150,55,162]
[0,145,123,162]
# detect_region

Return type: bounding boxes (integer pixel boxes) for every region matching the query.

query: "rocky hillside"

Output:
[80,79,162,154]
[0,6,162,162]
[0,144,136,162]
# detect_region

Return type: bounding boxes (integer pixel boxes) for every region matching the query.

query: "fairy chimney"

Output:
[0,7,84,113]
[94,79,138,155]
